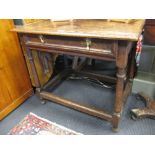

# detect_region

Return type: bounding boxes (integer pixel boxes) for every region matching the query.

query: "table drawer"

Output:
[24,34,117,59]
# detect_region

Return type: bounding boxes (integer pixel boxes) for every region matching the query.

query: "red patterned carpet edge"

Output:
[8,113,81,135]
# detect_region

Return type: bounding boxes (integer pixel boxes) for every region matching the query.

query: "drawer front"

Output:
[23,34,117,59]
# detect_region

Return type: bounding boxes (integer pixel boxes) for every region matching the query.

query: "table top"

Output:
[12,19,145,41]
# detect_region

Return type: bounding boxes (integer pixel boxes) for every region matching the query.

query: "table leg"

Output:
[123,44,137,103]
[112,68,126,131]
[128,44,137,80]
[112,41,132,131]
[26,48,45,103]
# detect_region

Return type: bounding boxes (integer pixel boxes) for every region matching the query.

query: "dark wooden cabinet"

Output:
[0,20,33,120]
[144,19,155,45]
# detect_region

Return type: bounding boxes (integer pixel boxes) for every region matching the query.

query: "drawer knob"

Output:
[86,38,91,50]
[39,35,45,43]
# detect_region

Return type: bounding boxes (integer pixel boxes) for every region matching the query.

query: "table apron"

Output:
[25,41,116,61]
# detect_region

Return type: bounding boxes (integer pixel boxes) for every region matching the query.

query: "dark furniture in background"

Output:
[131,19,155,120]
[144,19,155,45]
[132,19,155,99]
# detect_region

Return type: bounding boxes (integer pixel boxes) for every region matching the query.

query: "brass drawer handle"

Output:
[86,38,91,50]
[39,35,45,43]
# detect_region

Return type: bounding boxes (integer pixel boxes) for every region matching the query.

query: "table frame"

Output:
[19,34,137,131]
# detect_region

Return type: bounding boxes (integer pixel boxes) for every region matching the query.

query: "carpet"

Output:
[8,113,81,135]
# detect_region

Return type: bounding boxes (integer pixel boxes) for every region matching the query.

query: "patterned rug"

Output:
[8,113,81,135]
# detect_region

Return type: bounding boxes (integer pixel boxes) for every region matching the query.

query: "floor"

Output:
[0,79,155,135]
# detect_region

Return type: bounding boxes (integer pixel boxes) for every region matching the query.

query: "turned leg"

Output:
[112,68,126,131]
[112,41,132,131]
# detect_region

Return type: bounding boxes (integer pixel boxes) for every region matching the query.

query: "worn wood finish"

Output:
[25,41,115,61]
[23,34,116,61]
[24,34,117,57]
[13,19,145,41]
[0,20,33,120]
[40,91,112,121]
[14,19,144,131]
[110,41,132,129]
[123,81,132,104]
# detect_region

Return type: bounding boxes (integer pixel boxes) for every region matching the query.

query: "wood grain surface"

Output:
[0,20,33,120]
[12,19,145,41]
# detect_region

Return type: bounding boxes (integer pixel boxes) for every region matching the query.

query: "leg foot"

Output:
[112,112,121,132]
[112,127,120,132]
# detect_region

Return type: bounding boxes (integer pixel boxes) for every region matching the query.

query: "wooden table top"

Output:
[12,19,145,41]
